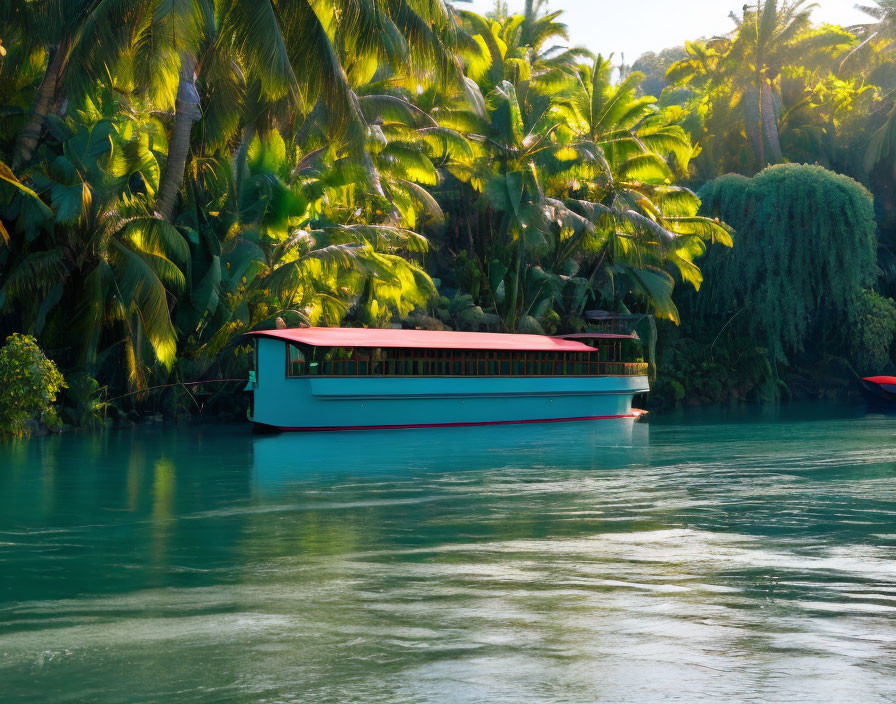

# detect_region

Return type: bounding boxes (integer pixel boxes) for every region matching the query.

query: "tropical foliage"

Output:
[663,0,864,178]
[652,0,896,405]
[0,333,65,436]
[0,0,730,419]
[695,164,877,365]
[2,0,896,420]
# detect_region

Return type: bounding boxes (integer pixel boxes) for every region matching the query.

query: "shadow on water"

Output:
[0,427,256,603]
[649,399,871,426]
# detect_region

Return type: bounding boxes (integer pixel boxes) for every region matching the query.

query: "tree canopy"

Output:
[697,164,877,364]
[3,0,896,417]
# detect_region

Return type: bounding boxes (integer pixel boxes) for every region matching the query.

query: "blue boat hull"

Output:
[250,338,649,432]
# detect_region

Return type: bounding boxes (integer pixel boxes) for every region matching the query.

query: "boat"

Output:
[860,376,896,408]
[244,327,649,432]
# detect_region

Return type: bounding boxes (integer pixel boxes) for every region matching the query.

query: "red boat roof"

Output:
[247,327,597,353]
[863,376,896,385]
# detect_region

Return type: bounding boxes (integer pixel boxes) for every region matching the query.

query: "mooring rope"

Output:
[105,379,247,404]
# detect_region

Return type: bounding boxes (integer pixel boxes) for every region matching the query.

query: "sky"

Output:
[461,0,870,62]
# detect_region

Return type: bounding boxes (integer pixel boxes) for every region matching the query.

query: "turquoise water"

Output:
[1,406,895,703]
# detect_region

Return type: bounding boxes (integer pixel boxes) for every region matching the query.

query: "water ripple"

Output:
[0,409,895,702]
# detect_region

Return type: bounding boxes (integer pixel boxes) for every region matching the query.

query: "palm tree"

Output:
[847,1,896,171]
[6,0,467,221]
[665,0,854,174]
[459,4,587,91]
[733,0,817,165]
[177,128,436,362]
[153,0,468,222]
[0,104,188,389]
[6,0,90,169]
[557,56,732,321]
[443,14,732,328]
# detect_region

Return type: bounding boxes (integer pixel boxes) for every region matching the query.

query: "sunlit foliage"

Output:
[0,333,65,436]
[0,0,731,410]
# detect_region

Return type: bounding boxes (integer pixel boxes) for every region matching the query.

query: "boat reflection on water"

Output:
[251,418,649,488]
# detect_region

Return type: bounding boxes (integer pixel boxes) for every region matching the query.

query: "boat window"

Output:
[287,344,306,377]
[281,342,646,379]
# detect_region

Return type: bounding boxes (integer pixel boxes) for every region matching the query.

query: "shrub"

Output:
[61,373,110,430]
[850,290,896,375]
[697,164,877,364]
[0,334,66,437]
[650,320,777,411]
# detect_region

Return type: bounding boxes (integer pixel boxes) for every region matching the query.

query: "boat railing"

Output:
[306,359,648,378]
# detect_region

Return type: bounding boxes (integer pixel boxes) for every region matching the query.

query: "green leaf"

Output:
[109,241,179,369]
[192,255,222,317]
[248,131,288,174]
[489,259,509,293]
[667,217,734,247]
[0,161,53,218]
[34,283,64,335]
[123,217,191,267]
[625,266,680,323]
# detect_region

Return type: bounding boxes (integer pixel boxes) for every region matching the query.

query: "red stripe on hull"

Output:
[256,414,638,433]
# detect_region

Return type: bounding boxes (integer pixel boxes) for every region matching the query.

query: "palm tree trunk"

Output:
[756,73,765,168]
[156,54,200,222]
[507,238,525,332]
[760,81,782,163]
[232,123,256,188]
[12,40,68,170]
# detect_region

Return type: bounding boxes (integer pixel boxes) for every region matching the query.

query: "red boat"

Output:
[861,376,896,406]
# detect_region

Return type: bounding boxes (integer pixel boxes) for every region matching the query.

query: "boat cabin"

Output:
[249,327,647,380]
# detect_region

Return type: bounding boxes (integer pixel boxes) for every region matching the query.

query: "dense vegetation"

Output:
[1,0,896,430]
[0,332,65,435]
[641,0,896,408]
[696,165,877,367]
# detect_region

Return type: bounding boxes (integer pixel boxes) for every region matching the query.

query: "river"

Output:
[1,405,895,703]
